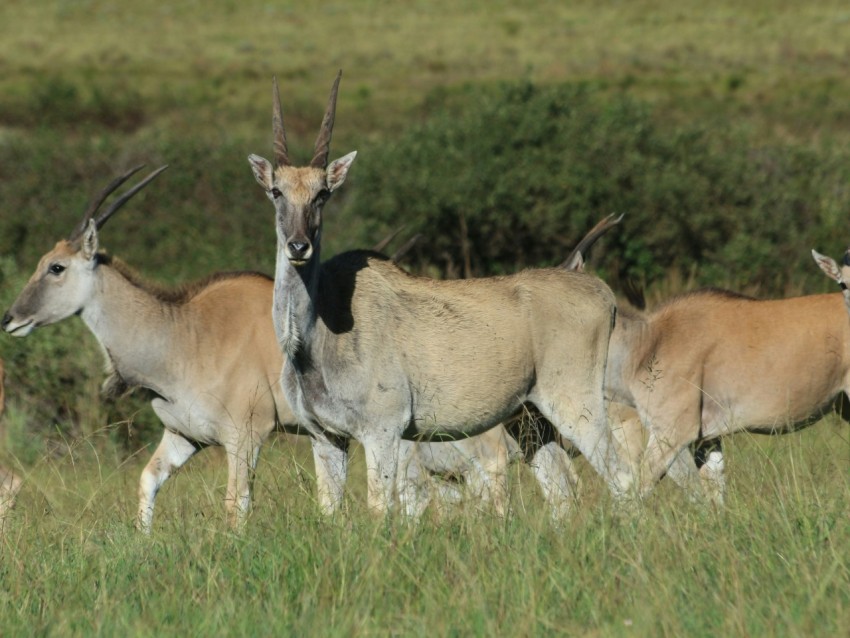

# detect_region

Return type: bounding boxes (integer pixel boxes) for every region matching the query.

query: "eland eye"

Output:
[271,187,282,199]
[48,263,66,276]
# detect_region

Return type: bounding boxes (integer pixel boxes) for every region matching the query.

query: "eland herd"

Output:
[1,72,849,533]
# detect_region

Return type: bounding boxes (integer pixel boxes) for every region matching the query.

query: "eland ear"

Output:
[812,249,842,283]
[326,151,357,192]
[82,219,99,261]
[248,154,274,191]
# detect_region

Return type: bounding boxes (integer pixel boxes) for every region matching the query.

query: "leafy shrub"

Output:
[345,81,850,292]
[1,73,146,132]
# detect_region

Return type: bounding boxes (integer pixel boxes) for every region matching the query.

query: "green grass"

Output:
[3,1,850,635]
[2,424,850,636]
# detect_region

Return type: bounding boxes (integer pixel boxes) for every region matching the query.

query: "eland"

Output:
[606,271,850,503]
[1,167,319,531]
[248,72,635,514]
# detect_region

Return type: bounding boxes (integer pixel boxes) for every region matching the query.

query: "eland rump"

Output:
[606,271,850,502]
[248,72,635,513]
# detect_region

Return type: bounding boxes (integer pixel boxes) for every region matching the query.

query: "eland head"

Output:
[2,165,167,337]
[247,72,357,267]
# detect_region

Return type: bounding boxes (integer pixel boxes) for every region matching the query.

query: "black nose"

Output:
[1,312,11,329]
[288,241,310,259]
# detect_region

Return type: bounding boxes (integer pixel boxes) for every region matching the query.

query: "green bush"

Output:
[0,73,146,132]
[346,81,850,292]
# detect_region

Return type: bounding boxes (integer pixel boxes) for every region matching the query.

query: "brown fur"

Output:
[607,286,850,501]
[100,253,272,305]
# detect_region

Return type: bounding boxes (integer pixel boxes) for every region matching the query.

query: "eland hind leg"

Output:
[531,389,635,504]
[694,439,726,506]
[223,430,264,530]
[528,442,580,520]
[397,440,432,518]
[459,431,516,517]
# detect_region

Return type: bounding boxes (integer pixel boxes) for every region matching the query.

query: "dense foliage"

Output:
[348,81,850,291]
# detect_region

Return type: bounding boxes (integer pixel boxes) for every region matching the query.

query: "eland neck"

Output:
[272,237,323,364]
[80,261,180,396]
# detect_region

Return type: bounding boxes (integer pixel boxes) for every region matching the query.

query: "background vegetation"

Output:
[1,1,850,635]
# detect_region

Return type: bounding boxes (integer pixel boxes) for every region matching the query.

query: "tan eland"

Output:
[1,167,325,532]
[605,271,850,503]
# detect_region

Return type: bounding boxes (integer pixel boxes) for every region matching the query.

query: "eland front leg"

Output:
[137,428,200,533]
[0,468,22,531]
[361,433,401,514]
[310,434,350,515]
[224,430,264,530]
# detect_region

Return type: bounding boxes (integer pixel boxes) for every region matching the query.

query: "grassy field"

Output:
[2,425,849,635]
[2,1,850,635]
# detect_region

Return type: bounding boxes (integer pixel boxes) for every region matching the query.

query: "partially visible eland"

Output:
[606,273,850,503]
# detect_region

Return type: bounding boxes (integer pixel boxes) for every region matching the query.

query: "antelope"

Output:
[0,467,21,530]
[0,359,23,529]
[0,166,338,532]
[248,72,635,515]
[604,268,850,502]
